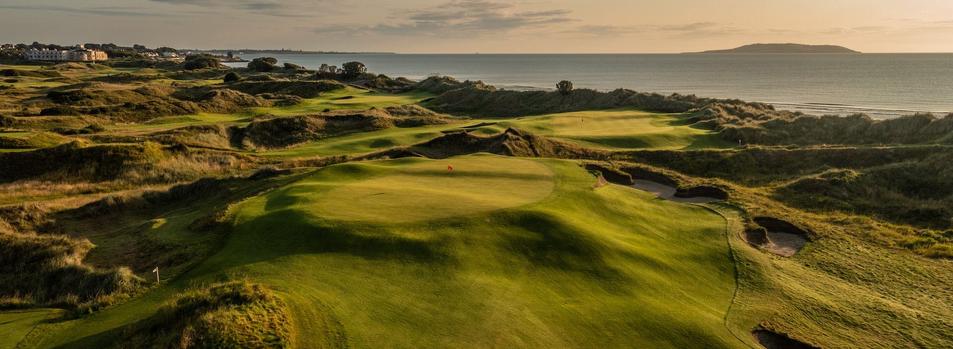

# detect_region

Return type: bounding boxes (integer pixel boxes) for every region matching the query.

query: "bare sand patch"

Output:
[631,180,722,203]
[745,217,811,257]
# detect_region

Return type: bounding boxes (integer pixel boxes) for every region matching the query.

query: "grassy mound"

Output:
[412,75,494,94]
[424,86,710,117]
[776,152,953,230]
[190,155,740,348]
[114,281,293,348]
[696,102,953,146]
[226,80,344,98]
[26,155,741,348]
[0,231,140,310]
[236,109,449,149]
[35,82,268,122]
[0,131,69,150]
[397,128,606,160]
[258,123,459,159]
[0,141,247,184]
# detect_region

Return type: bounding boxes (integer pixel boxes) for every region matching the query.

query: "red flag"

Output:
[447,164,454,172]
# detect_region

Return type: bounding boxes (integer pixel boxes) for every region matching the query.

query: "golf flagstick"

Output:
[152,266,159,284]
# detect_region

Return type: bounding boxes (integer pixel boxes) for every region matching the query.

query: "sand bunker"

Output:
[631,180,722,203]
[747,217,811,257]
[753,328,821,349]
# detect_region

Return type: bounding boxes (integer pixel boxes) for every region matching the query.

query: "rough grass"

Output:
[112,281,293,349]
[0,231,141,311]
[0,131,70,149]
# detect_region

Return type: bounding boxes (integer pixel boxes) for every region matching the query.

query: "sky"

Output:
[2,0,953,53]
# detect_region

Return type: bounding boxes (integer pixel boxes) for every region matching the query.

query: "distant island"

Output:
[693,43,860,54]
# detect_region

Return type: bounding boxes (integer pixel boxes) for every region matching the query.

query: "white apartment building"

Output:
[23,47,108,62]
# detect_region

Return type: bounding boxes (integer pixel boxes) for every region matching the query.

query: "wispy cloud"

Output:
[820,20,953,36]
[315,0,575,37]
[0,4,162,17]
[565,22,743,38]
[148,0,324,17]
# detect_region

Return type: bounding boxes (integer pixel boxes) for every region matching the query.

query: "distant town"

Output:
[0,42,245,64]
[0,42,398,65]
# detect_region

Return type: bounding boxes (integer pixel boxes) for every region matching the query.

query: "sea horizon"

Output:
[226,52,953,118]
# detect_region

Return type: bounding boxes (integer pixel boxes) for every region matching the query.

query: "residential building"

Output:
[24,46,108,62]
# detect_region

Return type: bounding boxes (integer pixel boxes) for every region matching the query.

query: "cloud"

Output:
[315,0,575,37]
[148,0,323,17]
[820,26,889,35]
[0,4,162,17]
[658,22,743,36]
[565,22,743,38]
[820,20,953,36]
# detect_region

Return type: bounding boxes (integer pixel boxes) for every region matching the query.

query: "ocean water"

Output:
[226,53,953,118]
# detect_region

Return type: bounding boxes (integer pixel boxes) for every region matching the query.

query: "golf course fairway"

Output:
[28,154,742,348]
[502,109,732,150]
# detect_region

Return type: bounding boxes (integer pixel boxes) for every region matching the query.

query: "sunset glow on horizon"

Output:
[1,0,952,53]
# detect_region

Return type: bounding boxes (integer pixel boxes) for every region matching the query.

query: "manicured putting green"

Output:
[505,109,732,150]
[273,155,554,222]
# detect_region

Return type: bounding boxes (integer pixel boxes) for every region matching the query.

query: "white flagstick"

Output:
[152,266,159,284]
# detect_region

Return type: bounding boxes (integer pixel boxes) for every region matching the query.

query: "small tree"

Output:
[342,61,367,79]
[556,80,573,95]
[223,71,240,83]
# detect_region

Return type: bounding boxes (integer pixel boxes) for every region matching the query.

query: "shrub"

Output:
[283,62,304,70]
[223,71,240,83]
[556,80,573,95]
[342,61,367,79]
[182,55,221,70]
[248,57,277,72]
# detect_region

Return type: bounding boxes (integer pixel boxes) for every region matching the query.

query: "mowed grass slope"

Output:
[502,109,732,150]
[259,123,461,158]
[195,154,741,348]
[24,154,741,348]
[0,309,60,349]
[252,87,432,116]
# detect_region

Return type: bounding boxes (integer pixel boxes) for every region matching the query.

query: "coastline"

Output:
[223,52,953,118]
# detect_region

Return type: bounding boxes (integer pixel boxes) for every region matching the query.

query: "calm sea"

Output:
[226,53,953,118]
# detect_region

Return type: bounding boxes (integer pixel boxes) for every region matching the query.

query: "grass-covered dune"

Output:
[29,154,746,348]
[424,85,711,117]
[0,141,247,184]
